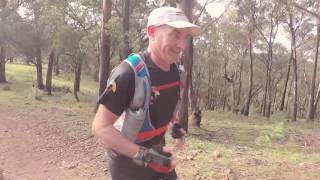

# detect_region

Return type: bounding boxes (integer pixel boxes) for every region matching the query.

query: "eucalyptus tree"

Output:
[252,0,284,118]
[278,0,314,121]
[304,2,320,121]
[233,0,257,116]
[0,0,21,83]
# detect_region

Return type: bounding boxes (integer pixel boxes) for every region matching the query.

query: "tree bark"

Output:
[242,36,253,116]
[121,0,131,60]
[35,45,44,89]
[237,66,242,108]
[266,45,273,118]
[291,49,298,122]
[262,66,269,116]
[289,13,298,122]
[0,45,6,83]
[314,83,320,110]
[74,54,83,102]
[46,50,55,95]
[54,54,60,76]
[176,0,194,132]
[279,51,292,111]
[98,0,112,97]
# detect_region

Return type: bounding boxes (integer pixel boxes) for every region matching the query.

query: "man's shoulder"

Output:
[115,60,135,75]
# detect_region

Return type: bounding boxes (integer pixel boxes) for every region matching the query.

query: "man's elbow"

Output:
[92,118,105,139]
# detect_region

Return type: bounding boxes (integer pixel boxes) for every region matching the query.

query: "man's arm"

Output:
[92,104,176,173]
[92,104,139,158]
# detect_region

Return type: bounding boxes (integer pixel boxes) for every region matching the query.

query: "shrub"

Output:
[256,122,288,146]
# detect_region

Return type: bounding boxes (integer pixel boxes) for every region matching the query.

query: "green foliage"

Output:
[256,122,288,146]
[52,84,72,93]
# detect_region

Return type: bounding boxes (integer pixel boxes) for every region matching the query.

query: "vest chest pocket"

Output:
[121,108,146,142]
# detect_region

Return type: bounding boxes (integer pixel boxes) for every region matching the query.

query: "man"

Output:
[92,6,200,180]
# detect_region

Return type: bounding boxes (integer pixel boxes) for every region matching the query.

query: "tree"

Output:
[306,4,320,121]
[238,0,256,116]
[0,0,9,83]
[98,0,112,97]
[45,49,54,95]
[178,0,196,131]
[253,0,282,118]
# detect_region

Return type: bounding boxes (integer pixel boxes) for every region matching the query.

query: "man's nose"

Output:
[177,38,187,49]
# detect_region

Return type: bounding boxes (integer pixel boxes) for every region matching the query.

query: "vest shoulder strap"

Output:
[125,53,150,79]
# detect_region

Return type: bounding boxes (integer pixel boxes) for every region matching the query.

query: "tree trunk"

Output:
[266,45,273,118]
[35,45,44,90]
[306,20,320,121]
[121,0,131,60]
[98,0,112,97]
[176,0,194,132]
[291,49,298,122]
[289,13,298,122]
[262,66,269,116]
[279,52,293,111]
[207,63,213,109]
[242,35,253,116]
[286,77,293,111]
[74,54,83,102]
[231,80,237,113]
[237,66,242,107]
[314,83,320,110]
[0,45,6,83]
[46,50,55,95]
[54,54,60,76]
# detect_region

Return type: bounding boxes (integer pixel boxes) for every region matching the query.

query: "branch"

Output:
[253,18,269,44]
[201,1,232,34]
[278,0,318,17]
[292,3,318,17]
[194,0,210,24]
[66,5,89,34]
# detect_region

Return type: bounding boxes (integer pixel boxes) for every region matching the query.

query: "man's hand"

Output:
[132,146,176,174]
[170,123,187,150]
[173,128,186,150]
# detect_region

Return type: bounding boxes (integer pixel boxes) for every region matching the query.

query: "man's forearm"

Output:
[94,126,139,158]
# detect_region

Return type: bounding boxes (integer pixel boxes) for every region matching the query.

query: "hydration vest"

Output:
[113,53,176,144]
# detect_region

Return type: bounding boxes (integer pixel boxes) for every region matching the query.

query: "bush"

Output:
[52,85,72,93]
[256,122,288,146]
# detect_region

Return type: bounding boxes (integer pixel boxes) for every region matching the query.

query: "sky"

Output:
[198,0,292,49]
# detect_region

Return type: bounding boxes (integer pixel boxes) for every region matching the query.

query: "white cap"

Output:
[147,6,201,36]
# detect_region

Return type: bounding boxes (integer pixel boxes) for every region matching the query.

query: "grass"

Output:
[1,63,98,140]
[1,63,320,180]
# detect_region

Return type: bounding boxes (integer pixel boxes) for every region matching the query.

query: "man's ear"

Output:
[147,26,156,39]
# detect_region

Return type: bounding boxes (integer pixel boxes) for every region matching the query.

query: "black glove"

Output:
[133,146,172,174]
[171,123,184,139]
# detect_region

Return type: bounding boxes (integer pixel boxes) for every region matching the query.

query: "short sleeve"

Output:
[97,62,135,116]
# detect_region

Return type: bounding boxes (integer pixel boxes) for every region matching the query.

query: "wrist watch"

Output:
[132,146,149,167]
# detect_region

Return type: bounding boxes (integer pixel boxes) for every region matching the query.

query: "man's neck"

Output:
[147,47,170,72]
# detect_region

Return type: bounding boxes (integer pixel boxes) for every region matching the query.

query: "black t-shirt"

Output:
[98,52,180,180]
[98,52,180,146]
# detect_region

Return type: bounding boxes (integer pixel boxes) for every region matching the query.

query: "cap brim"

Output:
[166,21,201,36]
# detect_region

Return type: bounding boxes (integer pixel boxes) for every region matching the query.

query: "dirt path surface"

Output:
[0,104,107,180]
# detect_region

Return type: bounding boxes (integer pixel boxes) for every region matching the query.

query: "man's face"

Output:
[151,25,191,64]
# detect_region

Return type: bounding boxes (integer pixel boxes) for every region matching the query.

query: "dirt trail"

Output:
[0,104,107,180]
